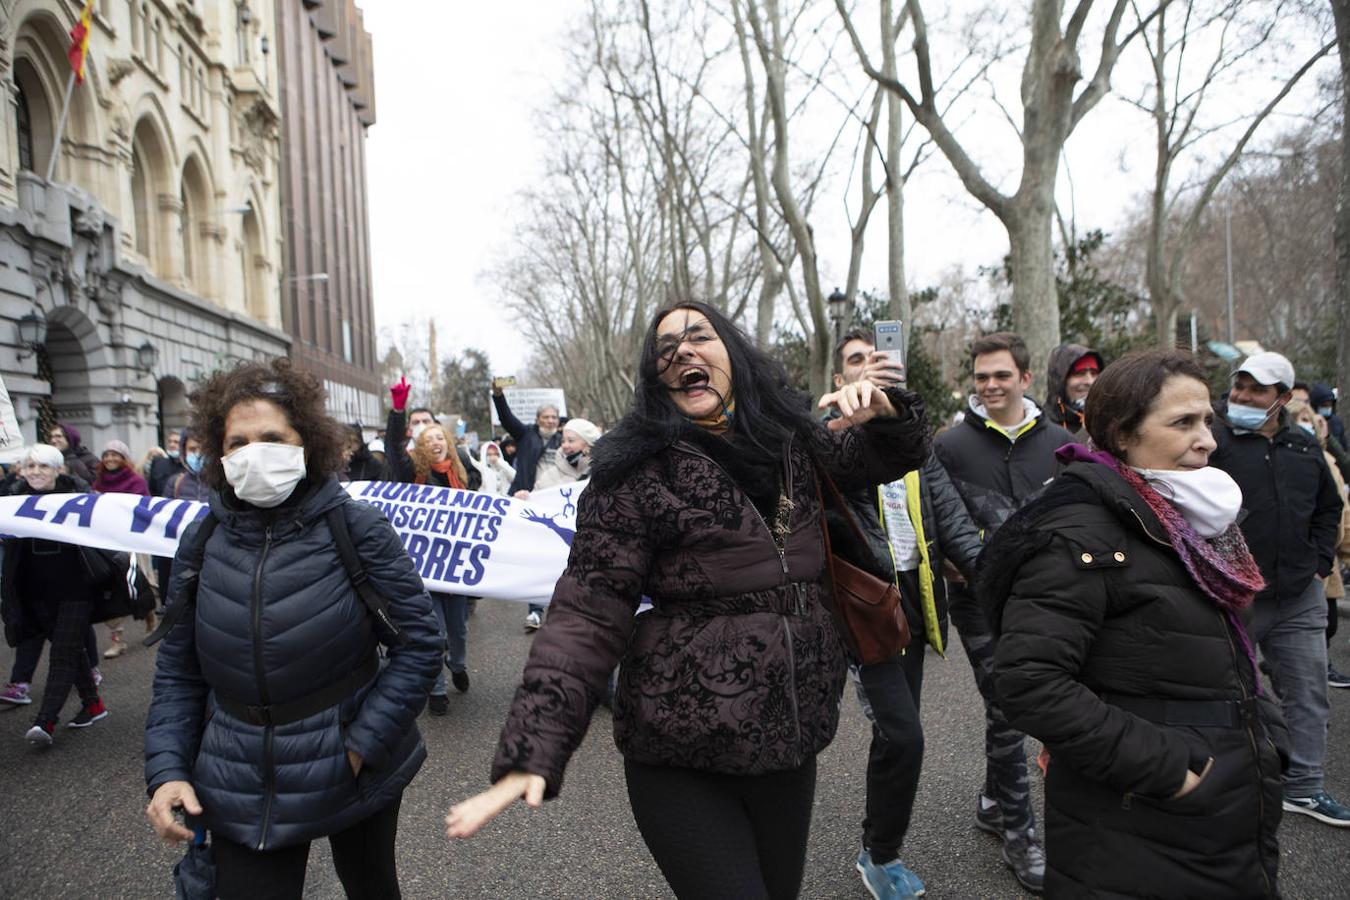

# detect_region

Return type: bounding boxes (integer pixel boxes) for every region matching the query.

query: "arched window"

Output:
[15,83,34,172]
[131,144,150,257]
[179,156,212,296]
[11,58,53,177]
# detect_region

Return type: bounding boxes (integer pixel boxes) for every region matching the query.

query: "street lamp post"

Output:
[827,288,848,345]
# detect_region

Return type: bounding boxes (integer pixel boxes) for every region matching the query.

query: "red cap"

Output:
[1069,353,1102,375]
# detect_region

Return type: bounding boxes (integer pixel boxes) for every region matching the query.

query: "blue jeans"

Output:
[430,593,468,696]
[1248,578,1330,797]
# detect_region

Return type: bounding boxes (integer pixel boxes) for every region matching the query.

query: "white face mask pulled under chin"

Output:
[1129,465,1243,539]
[223,442,307,508]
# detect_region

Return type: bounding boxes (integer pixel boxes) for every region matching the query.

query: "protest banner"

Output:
[0,481,585,605]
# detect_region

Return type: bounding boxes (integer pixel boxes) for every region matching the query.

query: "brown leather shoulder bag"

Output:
[814,465,912,665]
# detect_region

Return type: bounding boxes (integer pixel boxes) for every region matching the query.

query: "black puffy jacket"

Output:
[979,461,1284,899]
[1210,413,1341,602]
[933,401,1073,533]
[144,477,442,850]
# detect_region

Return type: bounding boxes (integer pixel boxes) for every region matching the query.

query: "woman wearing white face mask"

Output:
[977,349,1286,898]
[144,359,441,899]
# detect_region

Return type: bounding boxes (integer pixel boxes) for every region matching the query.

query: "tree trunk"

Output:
[1334,0,1350,404]
[1007,200,1058,398]
[881,0,910,326]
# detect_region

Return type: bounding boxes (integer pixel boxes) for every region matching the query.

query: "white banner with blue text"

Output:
[0,481,586,605]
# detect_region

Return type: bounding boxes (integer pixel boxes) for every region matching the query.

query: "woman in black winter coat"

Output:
[978,350,1285,899]
[144,359,441,900]
[0,444,110,746]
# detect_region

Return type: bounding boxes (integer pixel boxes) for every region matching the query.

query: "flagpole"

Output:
[44,67,77,183]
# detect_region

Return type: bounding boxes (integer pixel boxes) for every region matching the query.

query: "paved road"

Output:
[2,598,1349,898]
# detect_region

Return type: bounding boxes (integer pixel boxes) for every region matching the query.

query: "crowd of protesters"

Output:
[2,306,1349,899]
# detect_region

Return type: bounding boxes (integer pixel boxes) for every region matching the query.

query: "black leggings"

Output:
[212,796,402,900]
[625,758,817,900]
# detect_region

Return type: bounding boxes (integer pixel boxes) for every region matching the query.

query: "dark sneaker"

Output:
[975,794,1002,836]
[67,699,108,729]
[427,694,449,716]
[451,670,470,693]
[1329,665,1350,689]
[856,848,925,898]
[1283,791,1350,827]
[25,722,54,748]
[1002,828,1046,893]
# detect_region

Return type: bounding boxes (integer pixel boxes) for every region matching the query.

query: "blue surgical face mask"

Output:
[1227,401,1278,431]
[185,452,203,474]
[167,450,179,460]
[1299,422,1317,436]
[1318,406,1334,417]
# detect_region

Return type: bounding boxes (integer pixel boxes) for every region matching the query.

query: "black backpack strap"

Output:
[326,506,408,646]
[143,513,218,646]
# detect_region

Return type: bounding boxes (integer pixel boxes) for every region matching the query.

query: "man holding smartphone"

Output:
[827,327,985,900]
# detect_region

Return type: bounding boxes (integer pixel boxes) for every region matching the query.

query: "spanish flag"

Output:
[67,0,95,85]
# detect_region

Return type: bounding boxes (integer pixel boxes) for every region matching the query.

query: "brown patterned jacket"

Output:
[492,390,929,797]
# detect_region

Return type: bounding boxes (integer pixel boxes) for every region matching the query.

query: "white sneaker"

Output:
[524,611,542,632]
[25,724,53,748]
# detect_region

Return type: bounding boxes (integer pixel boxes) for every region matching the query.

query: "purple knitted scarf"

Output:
[1056,443,1266,689]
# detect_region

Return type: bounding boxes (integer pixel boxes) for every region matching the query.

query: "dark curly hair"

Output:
[188,357,348,490]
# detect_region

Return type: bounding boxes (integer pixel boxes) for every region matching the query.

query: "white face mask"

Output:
[410,423,429,441]
[1130,465,1244,538]
[223,442,306,508]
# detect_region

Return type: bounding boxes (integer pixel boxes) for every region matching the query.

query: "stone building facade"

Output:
[0,0,289,454]
[275,0,379,427]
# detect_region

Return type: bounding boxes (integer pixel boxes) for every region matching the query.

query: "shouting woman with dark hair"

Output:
[446,302,929,898]
[144,358,441,899]
[977,349,1285,898]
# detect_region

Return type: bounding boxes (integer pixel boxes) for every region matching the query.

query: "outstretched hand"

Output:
[445,771,547,839]
[390,376,411,411]
[819,378,896,431]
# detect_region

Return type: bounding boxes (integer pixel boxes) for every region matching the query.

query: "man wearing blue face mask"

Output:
[1212,351,1350,827]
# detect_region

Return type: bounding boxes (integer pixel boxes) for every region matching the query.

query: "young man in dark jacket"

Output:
[1043,343,1103,439]
[1211,352,1350,827]
[491,384,564,630]
[831,330,984,899]
[932,331,1073,893]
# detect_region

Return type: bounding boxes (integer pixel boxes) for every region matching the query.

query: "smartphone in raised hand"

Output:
[874,320,905,370]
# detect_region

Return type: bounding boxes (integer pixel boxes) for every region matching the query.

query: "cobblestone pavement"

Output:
[2,598,1347,898]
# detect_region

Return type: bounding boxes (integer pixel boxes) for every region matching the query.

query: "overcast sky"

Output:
[361,1,1330,381]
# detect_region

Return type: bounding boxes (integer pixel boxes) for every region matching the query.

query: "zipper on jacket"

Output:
[673,442,803,758]
[1219,609,1275,897]
[253,525,276,850]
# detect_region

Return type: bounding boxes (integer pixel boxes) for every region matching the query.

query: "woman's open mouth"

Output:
[679,368,711,394]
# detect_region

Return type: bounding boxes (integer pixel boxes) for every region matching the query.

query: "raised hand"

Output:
[862,350,906,388]
[390,376,411,411]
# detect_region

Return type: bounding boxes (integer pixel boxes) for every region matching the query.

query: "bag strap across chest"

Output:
[144,505,406,647]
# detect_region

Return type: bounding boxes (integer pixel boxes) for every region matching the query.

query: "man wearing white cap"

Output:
[1212,351,1350,826]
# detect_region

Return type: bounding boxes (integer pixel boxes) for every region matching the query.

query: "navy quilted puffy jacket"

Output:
[144,476,441,850]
